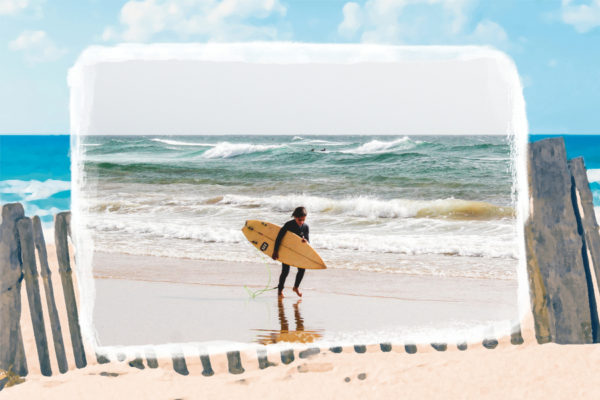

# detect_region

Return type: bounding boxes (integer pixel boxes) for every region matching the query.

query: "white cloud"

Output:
[9,30,67,63]
[468,19,508,45]
[103,0,287,42]
[338,2,363,38]
[0,0,43,16]
[561,0,600,33]
[337,0,509,49]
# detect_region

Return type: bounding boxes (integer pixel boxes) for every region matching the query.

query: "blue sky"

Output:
[0,0,599,134]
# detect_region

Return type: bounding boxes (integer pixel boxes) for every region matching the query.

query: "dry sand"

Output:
[8,246,597,399]
[5,338,600,399]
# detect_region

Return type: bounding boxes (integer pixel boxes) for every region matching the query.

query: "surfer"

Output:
[272,206,309,298]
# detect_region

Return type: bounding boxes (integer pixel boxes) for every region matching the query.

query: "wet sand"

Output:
[92,251,519,347]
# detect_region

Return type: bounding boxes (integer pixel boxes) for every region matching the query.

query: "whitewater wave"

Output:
[342,136,419,154]
[85,216,515,260]
[295,139,350,146]
[314,233,516,259]
[588,169,600,183]
[0,179,70,201]
[151,138,214,147]
[201,142,284,159]
[88,218,244,244]
[215,194,513,221]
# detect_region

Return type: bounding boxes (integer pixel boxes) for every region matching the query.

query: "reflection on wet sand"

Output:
[254,298,323,344]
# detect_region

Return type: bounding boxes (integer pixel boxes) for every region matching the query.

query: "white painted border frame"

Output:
[68,42,529,356]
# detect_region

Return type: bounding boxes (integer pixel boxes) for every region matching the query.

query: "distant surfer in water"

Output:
[272,206,309,298]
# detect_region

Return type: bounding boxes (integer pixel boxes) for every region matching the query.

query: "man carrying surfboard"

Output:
[272,206,309,298]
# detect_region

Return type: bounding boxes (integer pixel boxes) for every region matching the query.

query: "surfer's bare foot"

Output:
[293,287,302,297]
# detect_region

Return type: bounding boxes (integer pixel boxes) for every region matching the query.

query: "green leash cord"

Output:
[244,256,277,299]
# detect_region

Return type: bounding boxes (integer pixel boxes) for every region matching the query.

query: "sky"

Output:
[1,0,599,134]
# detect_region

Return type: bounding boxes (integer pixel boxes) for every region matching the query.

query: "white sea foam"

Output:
[342,136,418,154]
[595,207,600,222]
[201,142,284,159]
[216,193,513,220]
[588,169,600,183]
[296,139,350,146]
[87,218,244,244]
[87,214,516,263]
[151,138,214,147]
[0,179,70,201]
[314,232,516,259]
[292,136,303,141]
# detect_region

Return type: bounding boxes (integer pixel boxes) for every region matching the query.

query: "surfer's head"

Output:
[292,206,307,225]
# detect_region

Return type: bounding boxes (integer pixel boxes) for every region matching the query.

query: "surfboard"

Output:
[242,220,327,270]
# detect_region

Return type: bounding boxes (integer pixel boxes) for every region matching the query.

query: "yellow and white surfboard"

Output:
[242,220,326,270]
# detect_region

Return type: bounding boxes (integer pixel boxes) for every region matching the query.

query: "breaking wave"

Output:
[342,136,419,154]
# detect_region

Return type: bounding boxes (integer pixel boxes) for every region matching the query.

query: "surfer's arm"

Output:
[272,224,289,259]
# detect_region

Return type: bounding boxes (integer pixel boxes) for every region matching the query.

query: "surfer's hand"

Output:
[272,252,279,260]
[301,238,307,243]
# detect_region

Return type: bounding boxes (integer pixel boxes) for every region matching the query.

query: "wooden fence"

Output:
[526,137,600,343]
[0,206,86,380]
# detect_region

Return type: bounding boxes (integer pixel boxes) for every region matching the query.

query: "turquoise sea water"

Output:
[0,135,70,225]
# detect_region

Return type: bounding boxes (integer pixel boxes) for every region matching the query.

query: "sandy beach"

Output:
[7,331,600,399]
[92,251,519,346]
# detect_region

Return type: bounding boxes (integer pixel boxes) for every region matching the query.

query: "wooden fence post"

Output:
[0,203,27,376]
[55,212,87,368]
[526,138,595,344]
[32,216,69,374]
[569,157,600,284]
[17,217,52,376]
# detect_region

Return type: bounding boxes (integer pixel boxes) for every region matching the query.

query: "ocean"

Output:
[0,135,71,228]
[2,134,598,281]
[76,134,517,281]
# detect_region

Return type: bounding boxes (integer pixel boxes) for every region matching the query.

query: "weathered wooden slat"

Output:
[0,203,27,376]
[55,212,87,368]
[404,344,417,354]
[144,348,158,369]
[13,328,27,376]
[171,351,189,376]
[353,345,366,353]
[257,348,275,370]
[280,349,294,364]
[199,353,214,376]
[17,218,52,376]
[526,138,594,344]
[299,347,320,358]
[226,351,244,374]
[569,157,600,294]
[379,343,392,352]
[568,157,600,342]
[32,216,68,374]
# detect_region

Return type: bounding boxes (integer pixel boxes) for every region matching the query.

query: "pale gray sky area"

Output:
[70,43,524,135]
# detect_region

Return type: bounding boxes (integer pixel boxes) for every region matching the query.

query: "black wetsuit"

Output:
[274,220,309,292]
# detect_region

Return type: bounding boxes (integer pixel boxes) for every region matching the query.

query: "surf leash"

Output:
[244,255,277,299]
